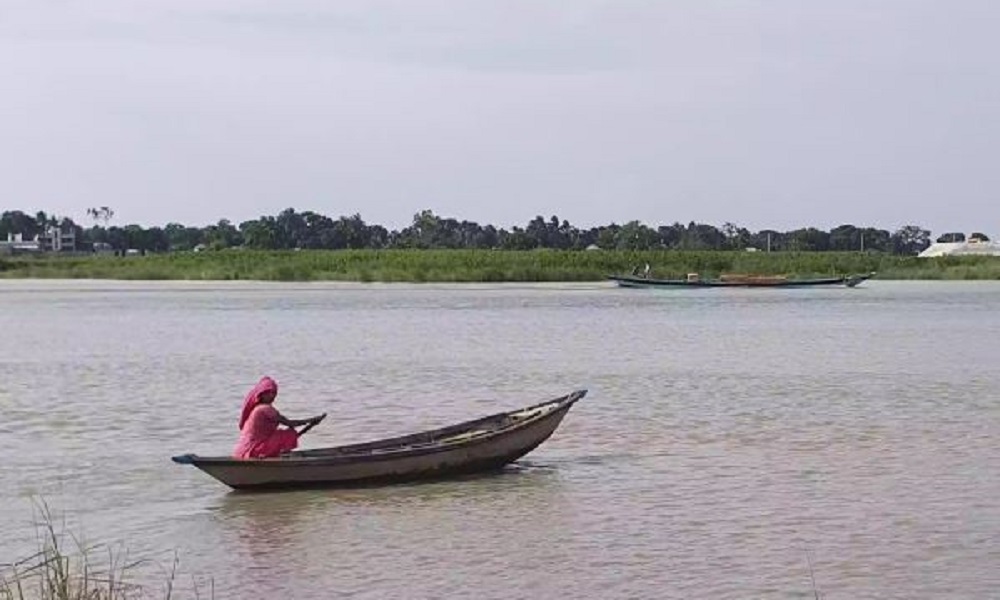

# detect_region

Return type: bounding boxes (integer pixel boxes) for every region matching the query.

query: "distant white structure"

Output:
[918,232,1000,258]
[38,225,77,252]
[0,232,41,255]
[2,228,80,254]
[93,242,115,255]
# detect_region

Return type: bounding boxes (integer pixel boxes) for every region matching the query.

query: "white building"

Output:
[0,232,41,255]
[38,226,77,252]
[1,228,80,254]
[918,233,1000,258]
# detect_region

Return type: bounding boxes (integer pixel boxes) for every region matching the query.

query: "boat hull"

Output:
[610,272,874,289]
[173,390,584,490]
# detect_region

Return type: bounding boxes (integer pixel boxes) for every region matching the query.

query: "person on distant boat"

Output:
[233,376,326,459]
[630,263,652,278]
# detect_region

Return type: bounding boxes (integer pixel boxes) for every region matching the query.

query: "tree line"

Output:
[0,207,938,255]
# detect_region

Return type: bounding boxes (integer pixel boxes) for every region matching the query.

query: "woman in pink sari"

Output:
[233,376,326,459]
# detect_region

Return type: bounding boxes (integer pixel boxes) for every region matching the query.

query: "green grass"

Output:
[1,250,998,282]
[1,502,209,600]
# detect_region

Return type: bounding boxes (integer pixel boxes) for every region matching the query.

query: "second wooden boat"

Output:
[609,272,875,289]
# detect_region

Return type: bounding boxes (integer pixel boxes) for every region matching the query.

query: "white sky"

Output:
[1,1,997,234]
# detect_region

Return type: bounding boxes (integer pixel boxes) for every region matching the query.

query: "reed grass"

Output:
[1,502,208,600]
[1,250,998,282]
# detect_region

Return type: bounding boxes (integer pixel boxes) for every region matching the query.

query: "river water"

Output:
[1,280,997,599]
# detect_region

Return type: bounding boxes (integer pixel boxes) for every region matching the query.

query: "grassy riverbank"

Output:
[1,250,998,282]
[1,504,207,600]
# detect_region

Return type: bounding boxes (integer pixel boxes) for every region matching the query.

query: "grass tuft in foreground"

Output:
[1,502,209,600]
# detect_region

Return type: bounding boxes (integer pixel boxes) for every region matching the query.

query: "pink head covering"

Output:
[239,376,278,430]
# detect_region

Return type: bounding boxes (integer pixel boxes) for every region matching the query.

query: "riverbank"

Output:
[1,502,207,600]
[1,250,998,281]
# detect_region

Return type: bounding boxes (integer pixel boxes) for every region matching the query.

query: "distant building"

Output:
[918,232,1000,257]
[1,227,83,254]
[0,232,41,255]
[92,242,115,255]
[38,225,77,252]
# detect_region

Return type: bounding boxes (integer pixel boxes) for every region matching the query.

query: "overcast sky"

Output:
[2,1,997,234]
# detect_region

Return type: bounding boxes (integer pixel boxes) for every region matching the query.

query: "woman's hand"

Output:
[277,412,326,429]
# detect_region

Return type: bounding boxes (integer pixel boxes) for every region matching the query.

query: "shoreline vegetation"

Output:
[1,503,208,600]
[2,250,998,282]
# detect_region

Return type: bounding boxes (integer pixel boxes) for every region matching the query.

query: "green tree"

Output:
[785,227,830,251]
[395,210,449,248]
[164,223,204,251]
[594,225,619,250]
[890,225,931,255]
[680,222,725,250]
[499,227,537,250]
[721,222,752,250]
[858,228,890,252]
[616,220,659,250]
[0,210,40,239]
[144,227,170,252]
[205,219,242,250]
[829,224,861,251]
[240,218,280,249]
[333,214,372,249]
[275,208,305,249]
[105,226,127,251]
[656,223,685,248]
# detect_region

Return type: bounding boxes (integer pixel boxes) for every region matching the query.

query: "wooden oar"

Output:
[296,413,327,437]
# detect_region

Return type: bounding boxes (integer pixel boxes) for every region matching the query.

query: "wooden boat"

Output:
[609,271,875,289]
[172,390,586,490]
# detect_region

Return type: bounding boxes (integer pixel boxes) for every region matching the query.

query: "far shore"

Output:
[2,249,998,282]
